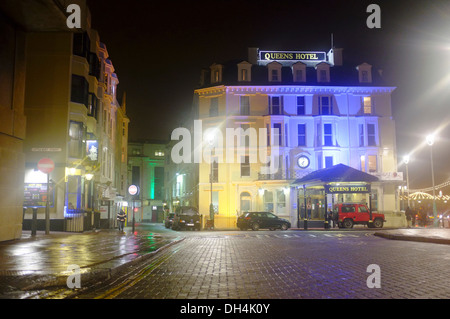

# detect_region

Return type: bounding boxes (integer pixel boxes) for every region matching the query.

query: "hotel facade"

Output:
[184,47,403,229]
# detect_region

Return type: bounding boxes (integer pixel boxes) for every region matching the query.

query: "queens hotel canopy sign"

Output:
[257,50,327,66]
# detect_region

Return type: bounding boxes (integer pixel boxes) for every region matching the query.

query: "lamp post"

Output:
[206,132,215,224]
[403,155,410,208]
[426,134,438,226]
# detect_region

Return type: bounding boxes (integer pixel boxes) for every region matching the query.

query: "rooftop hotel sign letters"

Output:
[259,50,327,63]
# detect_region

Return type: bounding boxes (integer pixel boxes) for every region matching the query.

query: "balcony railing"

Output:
[258,169,311,181]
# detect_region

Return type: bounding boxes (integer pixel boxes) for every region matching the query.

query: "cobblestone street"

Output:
[73,228,450,300]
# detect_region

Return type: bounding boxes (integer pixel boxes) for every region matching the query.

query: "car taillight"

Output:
[245,217,251,220]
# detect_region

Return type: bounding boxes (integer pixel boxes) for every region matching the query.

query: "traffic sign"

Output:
[37,158,55,174]
[128,184,139,196]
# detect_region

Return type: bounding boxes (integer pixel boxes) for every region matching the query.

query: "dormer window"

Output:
[316,62,330,83]
[357,63,372,83]
[292,62,306,82]
[271,69,279,81]
[237,61,252,82]
[210,63,223,84]
[267,61,282,83]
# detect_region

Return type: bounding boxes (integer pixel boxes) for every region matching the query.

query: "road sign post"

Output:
[128,185,139,233]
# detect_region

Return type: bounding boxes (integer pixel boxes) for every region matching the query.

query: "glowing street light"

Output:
[403,155,410,207]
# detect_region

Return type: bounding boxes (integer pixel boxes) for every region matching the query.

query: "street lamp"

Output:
[403,155,410,208]
[426,134,438,226]
[206,132,215,224]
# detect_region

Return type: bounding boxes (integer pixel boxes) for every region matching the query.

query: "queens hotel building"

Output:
[191,47,401,229]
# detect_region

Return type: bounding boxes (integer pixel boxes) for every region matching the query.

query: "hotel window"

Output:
[277,190,286,214]
[363,96,372,114]
[240,96,250,115]
[325,156,333,168]
[240,156,250,177]
[360,155,366,172]
[209,97,219,117]
[271,69,279,81]
[87,93,99,120]
[241,69,248,81]
[324,124,333,146]
[68,121,84,158]
[297,96,305,115]
[298,124,306,146]
[264,190,273,211]
[273,123,282,146]
[71,74,89,107]
[316,123,321,147]
[367,124,376,146]
[362,71,369,82]
[240,124,250,148]
[296,69,303,82]
[270,96,282,115]
[319,70,327,82]
[319,96,333,115]
[359,124,364,147]
[368,155,377,173]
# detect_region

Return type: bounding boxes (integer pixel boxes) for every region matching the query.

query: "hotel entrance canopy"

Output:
[293,164,379,187]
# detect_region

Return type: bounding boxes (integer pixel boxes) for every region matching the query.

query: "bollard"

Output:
[31,207,38,236]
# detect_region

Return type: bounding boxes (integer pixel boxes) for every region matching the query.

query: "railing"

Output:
[65,209,100,232]
[258,170,311,181]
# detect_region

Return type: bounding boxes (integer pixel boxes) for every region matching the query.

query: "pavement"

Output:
[0,223,449,299]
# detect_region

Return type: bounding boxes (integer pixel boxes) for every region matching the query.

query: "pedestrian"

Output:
[405,206,412,228]
[117,208,127,232]
[332,208,339,228]
[307,203,312,220]
[327,208,333,229]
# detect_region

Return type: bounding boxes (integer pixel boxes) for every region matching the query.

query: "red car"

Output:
[334,203,385,229]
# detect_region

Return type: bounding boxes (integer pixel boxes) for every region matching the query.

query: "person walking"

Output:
[405,206,412,228]
[332,207,339,228]
[327,208,333,229]
[117,208,127,232]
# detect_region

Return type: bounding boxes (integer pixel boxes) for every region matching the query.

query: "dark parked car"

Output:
[172,206,201,231]
[164,213,175,228]
[237,212,291,231]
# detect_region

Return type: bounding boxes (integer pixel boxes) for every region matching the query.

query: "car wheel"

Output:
[251,223,260,231]
[281,223,289,231]
[373,218,383,228]
[343,219,354,229]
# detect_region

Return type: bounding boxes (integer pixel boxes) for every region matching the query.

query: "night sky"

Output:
[86,0,450,190]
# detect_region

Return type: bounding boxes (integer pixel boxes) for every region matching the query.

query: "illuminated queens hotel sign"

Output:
[258,50,327,65]
[172,44,402,230]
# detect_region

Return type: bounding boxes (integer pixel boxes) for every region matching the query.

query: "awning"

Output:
[292,164,379,185]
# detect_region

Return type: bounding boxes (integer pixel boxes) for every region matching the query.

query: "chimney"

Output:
[327,48,343,66]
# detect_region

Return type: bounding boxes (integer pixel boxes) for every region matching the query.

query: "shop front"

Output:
[293,164,379,229]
